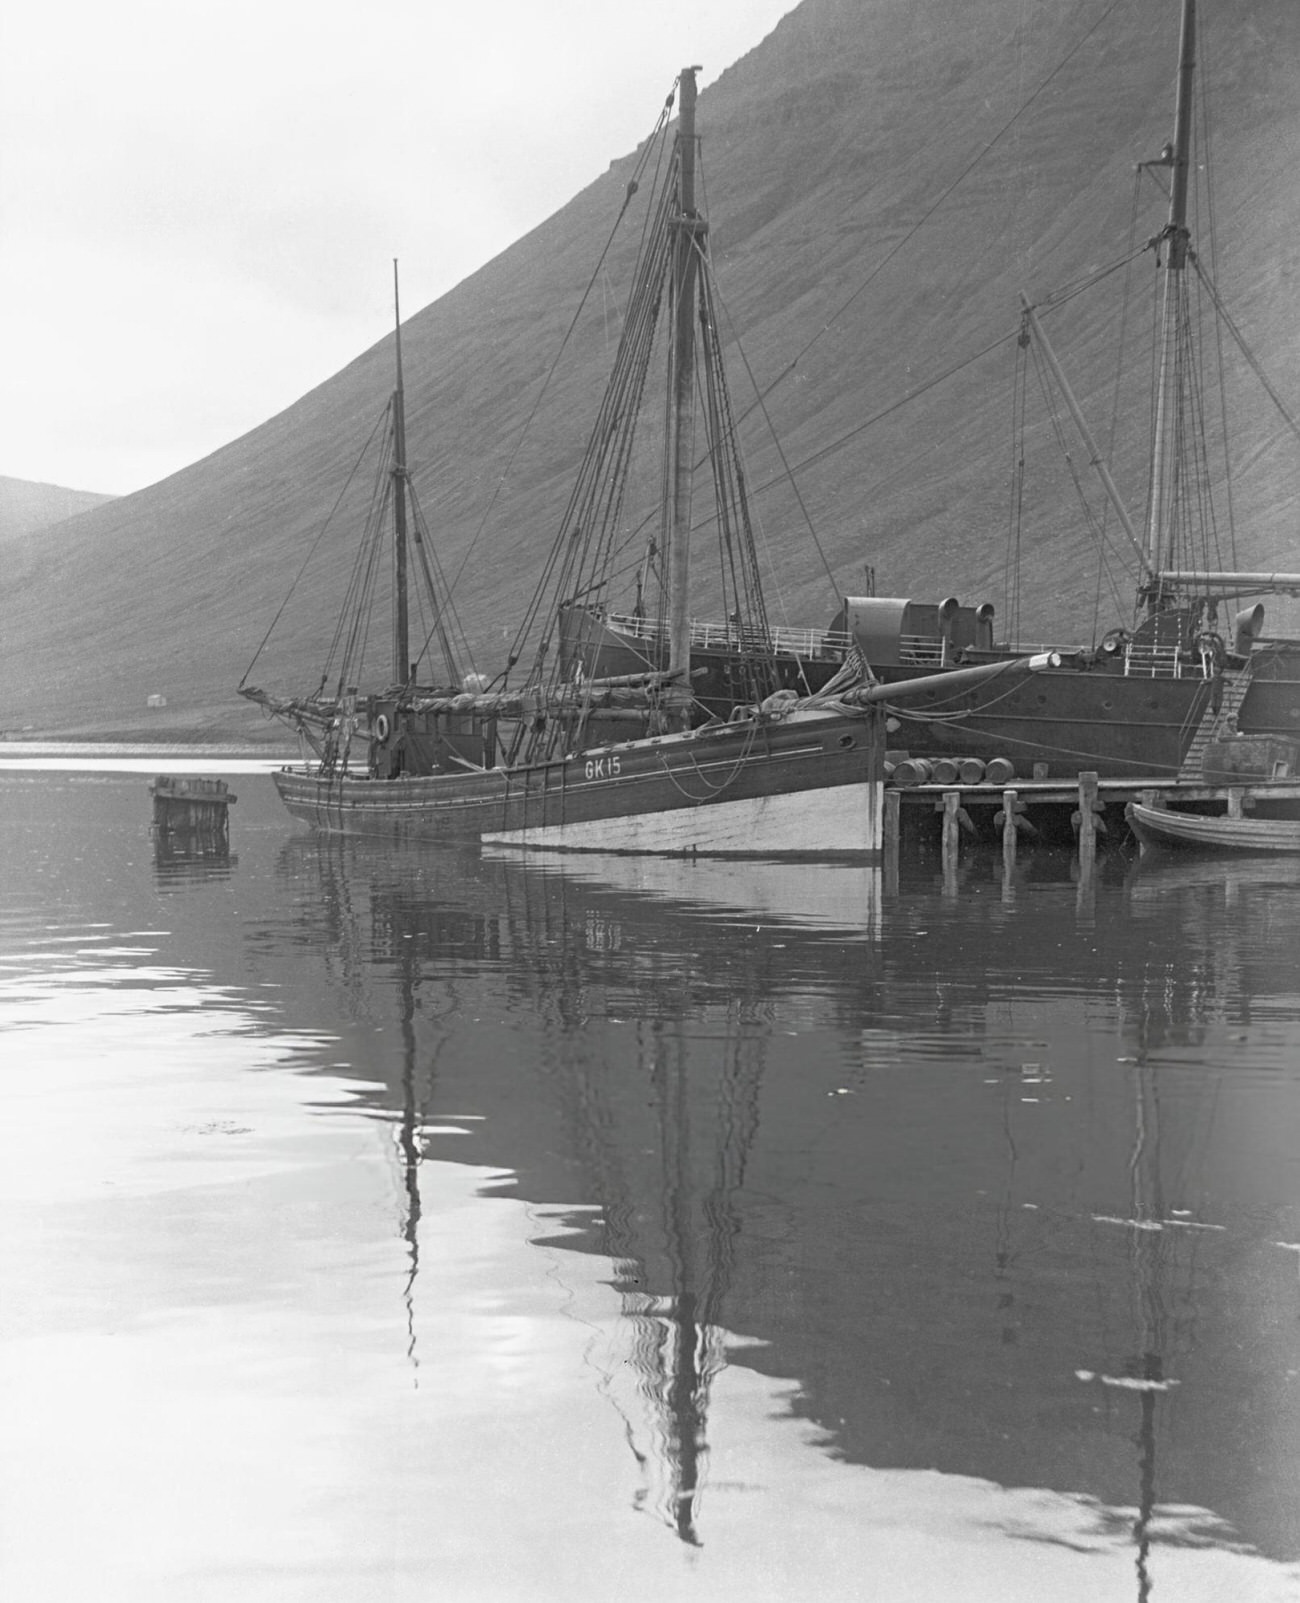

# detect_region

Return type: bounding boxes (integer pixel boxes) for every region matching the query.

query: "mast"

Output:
[1019,295,1148,573]
[392,259,411,684]
[667,67,704,678]
[1143,0,1196,600]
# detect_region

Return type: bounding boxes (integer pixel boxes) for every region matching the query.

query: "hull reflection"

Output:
[485,848,883,936]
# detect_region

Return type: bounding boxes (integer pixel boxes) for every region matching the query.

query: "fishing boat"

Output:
[1126,801,1300,856]
[564,0,1300,783]
[242,70,1056,857]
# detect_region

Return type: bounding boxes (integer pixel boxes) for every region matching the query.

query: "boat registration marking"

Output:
[583,755,623,779]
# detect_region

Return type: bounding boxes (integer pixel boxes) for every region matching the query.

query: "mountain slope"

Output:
[0,477,115,544]
[4,0,1297,738]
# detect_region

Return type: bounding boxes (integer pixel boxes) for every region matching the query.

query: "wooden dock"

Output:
[884,771,1300,872]
[149,776,236,841]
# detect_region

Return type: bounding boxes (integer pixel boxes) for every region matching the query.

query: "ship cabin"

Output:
[829,596,997,669]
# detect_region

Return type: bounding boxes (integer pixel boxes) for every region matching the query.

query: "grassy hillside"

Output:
[0,477,115,544]
[3,0,1298,739]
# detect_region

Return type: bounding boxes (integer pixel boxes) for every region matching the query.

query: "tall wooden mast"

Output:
[667,67,704,678]
[392,258,411,684]
[1143,0,1196,597]
[1143,0,1300,603]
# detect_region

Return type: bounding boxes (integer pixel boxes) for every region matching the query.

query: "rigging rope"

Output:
[406,477,474,684]
[701,245,839,604]
[1026,334,1129,627]
[1006,331,1027,644]
[1196,45,1238,569]
[443,80,682,680]
[1191,256,1300,448]
[729,0,1132,430]
[753,324,1023,492]
[239,404,388,689]
[1094,165,1147,640]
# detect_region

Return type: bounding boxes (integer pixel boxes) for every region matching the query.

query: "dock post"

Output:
[1076,771,1099,872]
[149,776,236,843]
[1001,788,1019,868]
[941,790,962,866]
[883,786,900,892]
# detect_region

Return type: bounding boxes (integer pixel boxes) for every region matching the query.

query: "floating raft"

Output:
[149,775,237,837]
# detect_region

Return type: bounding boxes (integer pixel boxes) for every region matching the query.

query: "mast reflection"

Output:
[256,833,1300,1570]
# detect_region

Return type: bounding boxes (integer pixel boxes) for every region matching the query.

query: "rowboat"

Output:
[1126,800,1300,855]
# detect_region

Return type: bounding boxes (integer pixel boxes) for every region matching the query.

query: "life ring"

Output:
[373,713,391,742]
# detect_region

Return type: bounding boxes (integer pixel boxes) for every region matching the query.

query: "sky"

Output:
[0,0,796,497]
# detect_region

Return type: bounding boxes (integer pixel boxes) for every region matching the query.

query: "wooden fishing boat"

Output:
[563,0,1300,783]
[1126,801,1300,856]
[243,70,1059,856]
[268,654,1055,855]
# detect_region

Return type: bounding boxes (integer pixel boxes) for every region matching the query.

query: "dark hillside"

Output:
[4,0,1298,738]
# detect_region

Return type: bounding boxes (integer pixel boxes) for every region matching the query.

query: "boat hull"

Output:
[874,661,1213,779]
[272,709,882,858]
[564,608,1215,779]
[1126,801,1300,855]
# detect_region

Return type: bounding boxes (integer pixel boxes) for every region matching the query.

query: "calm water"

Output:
[1,753,1299,1603]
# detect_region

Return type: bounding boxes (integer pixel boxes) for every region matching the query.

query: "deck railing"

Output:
[1007,640,1211,679]
[898,635,946,666]
[602,613,1212,679]
[1121,643,1208,679]
[604,610,852,658]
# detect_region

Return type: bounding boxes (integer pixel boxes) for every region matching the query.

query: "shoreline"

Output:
[0,730,291,753]
[0,737,297,762]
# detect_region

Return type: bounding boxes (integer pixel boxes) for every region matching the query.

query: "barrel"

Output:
[984,757,1016,784]
[956,757,986,784]
[891,758,933,787]
[930,758,961,785]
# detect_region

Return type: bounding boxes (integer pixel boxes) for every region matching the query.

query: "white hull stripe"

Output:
[481,779,881,856]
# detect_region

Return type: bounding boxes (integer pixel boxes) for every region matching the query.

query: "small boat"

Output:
[563,0,1300,783]
[243,70,1058,856]
[1126,800,1300,856]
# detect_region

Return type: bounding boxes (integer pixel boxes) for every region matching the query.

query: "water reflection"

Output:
[9,767,1297,1597]
[487,848,884,937]
[579,1012,763,1545]
[289,835,759,1541]
[260,829,1300,1584]
[152,833,238,890]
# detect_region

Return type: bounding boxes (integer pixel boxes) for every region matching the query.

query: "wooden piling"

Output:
[149,776,236,840]
[941,789,962,870]
[1001,787,1018,867]
[883,786,901,890]
[1076,770,1098,871]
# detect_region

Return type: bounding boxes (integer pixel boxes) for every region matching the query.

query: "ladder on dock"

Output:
[1178,667,1252,780]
